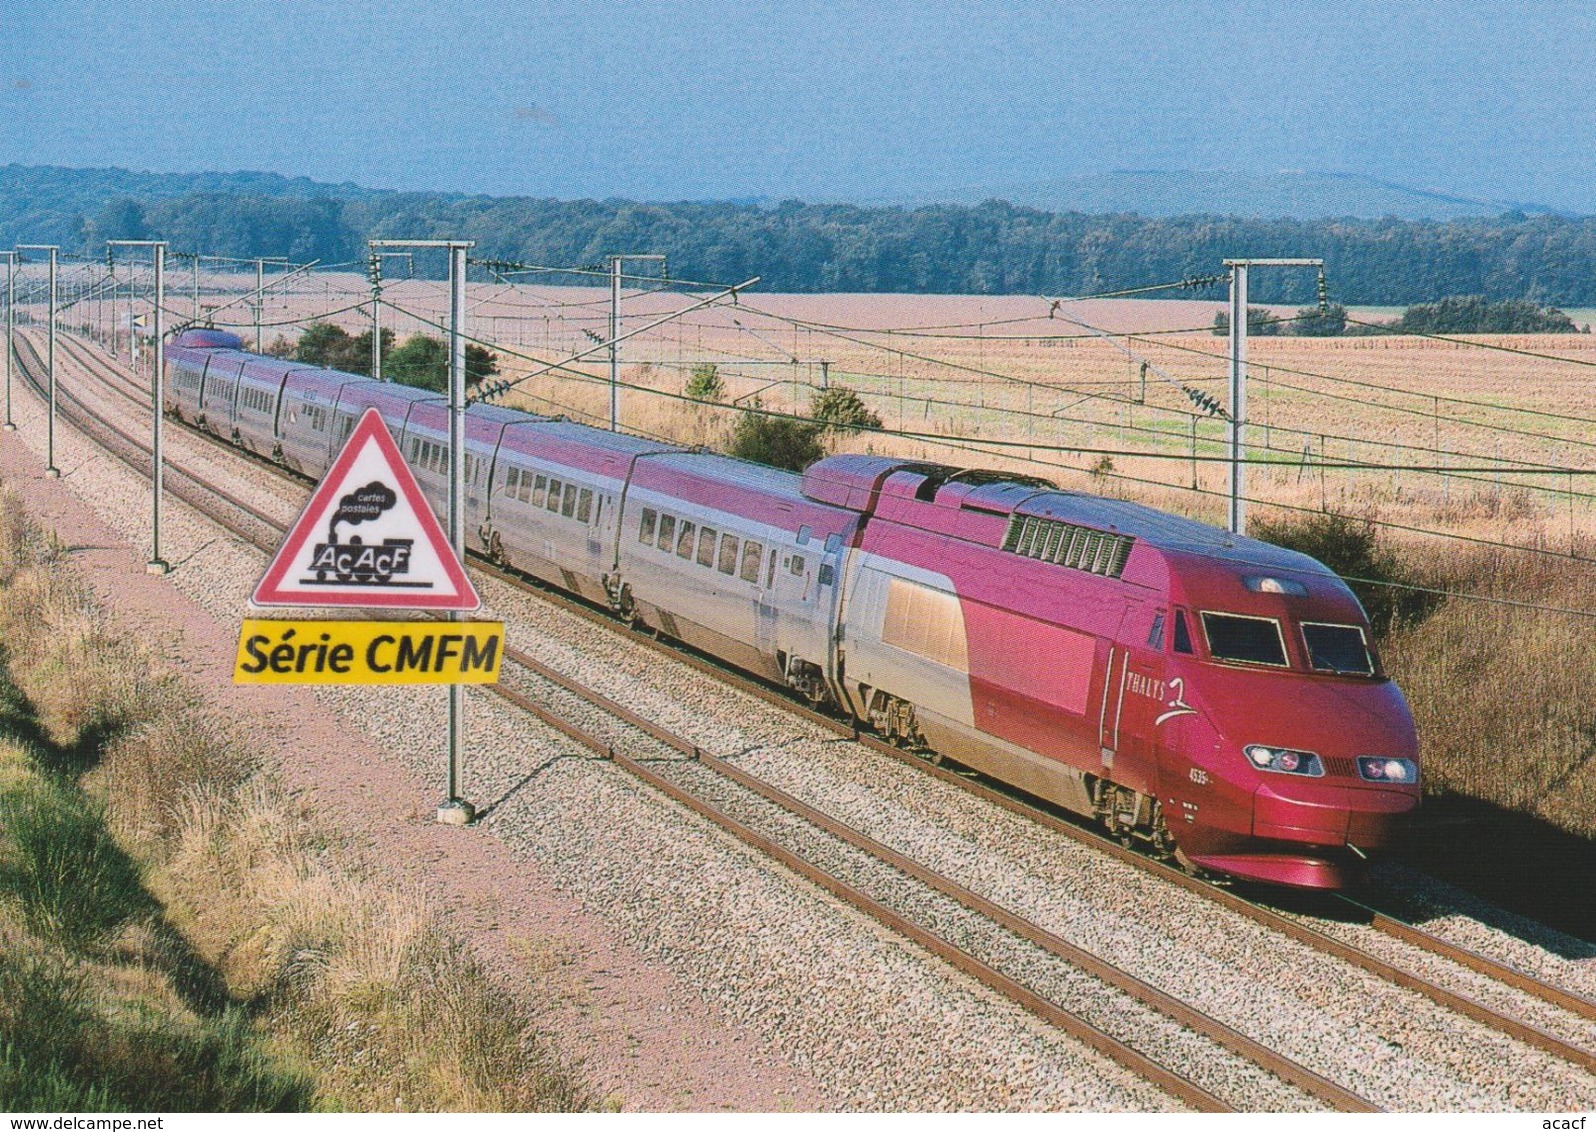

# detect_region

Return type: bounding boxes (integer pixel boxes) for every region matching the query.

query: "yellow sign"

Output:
[234,619,504,684]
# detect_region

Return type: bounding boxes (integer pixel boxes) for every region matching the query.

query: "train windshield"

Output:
[1301,622,1374,675]
[1201,613,1288,666]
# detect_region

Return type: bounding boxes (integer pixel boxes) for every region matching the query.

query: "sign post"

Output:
[369,239,477,825]
[241,405,497,824]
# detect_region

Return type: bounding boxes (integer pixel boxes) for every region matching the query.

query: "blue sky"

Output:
[3,0,1592,208]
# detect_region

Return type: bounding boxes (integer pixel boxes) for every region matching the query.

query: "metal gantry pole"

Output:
[254,257,264,353]
[1222,257,1324,535]
[370,238,478,824]
[605,253,666,431]
[46,247,58,477]
[18,247,60,477]
[1,252,14,431]
[110,240,171,571]
[1227,262,1248,535]
[124,261,133,364]
[369,254,382,380]
[149,244,168,573]
[609,256,620,429]
[444,241,472,823]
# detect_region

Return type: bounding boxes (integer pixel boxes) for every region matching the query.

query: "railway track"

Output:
[14,328,1596,1108]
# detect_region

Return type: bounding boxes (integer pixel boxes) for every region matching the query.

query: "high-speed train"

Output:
[167,328,1420,889]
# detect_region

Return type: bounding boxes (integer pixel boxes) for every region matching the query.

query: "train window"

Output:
[718,533,739,575]
[562,483,577,518]
[639,508,657,543]
[825,532,843,553]
[767,552,777,588]
[697,527,718,568]
[657,514,676,551]
[740,540,763,583]
[504,467,520,497]
[545,479,563,513]
[790,555,805,577]
[533,475,547,507]
[1302,623,1374,675]
[678,521,698,560]
[1173,611,1193,654]
[818,564,835,586]
[797,525,812,545]
[1148,612,1165,650]
[1202,613,1288,667]
[577,488,593,523]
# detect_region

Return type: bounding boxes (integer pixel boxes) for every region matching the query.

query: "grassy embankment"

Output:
[0,487,591,1111]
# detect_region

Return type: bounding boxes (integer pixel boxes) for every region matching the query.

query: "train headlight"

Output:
[1358,756,1417,784]
[1244,744,1324,777]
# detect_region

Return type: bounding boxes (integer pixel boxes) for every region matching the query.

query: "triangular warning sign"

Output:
[251,408,480,610]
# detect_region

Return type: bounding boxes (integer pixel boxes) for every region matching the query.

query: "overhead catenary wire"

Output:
[215,263,1596,580]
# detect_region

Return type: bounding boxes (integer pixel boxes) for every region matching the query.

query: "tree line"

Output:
[11,165,1596,305]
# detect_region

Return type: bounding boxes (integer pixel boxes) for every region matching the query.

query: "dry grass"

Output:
[1383,543,1596,838]
[0,486,591,1112]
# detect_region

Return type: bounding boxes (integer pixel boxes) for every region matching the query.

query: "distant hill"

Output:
[890,170,1557,221]
[0,164,382,207]
[8,164,1596,304]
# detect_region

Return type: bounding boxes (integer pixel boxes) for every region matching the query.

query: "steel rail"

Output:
[1339,896,1596,1023]
[12,333,283,549]
[851,731,1596,1075]
[485,676,1230,1113]
[497,648,1374,1111]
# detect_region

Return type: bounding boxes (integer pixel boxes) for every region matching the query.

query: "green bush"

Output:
[1211,306,1283,337]
[810,386,881,434]
[1292,303,1347,336]
[385,335,499,392]
[1249,511,1440,637]
[684,363,725,403]
[728,411,824,472]
[1393,295,1580,334]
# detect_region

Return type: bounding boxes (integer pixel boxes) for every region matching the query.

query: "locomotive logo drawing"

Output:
[303,480,427,588]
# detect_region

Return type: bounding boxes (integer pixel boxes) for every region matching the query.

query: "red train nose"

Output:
[1252,780,1419,849]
